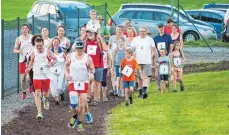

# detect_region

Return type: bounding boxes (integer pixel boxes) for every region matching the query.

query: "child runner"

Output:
[113,37,126,97]
[157,48,171,93]
[170,41,185,92]
[65,39,94,131]
[86,9,100,35]
[25,35,57,119]
[120,48,143,106]
[101,49,111,102]
[50,37,66,105]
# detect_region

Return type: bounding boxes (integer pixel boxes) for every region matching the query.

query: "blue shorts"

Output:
[123,81,135,89]
[95,68,103,82]
[115,65,120,77]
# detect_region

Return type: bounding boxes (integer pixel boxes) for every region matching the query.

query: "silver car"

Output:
[108,8,217,41]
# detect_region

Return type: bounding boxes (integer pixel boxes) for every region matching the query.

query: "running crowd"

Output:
[13,9,185,131]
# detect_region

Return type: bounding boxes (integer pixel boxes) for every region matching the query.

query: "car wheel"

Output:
[183,31,199,41]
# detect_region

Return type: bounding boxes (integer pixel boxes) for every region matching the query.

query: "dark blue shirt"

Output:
[154,33,173,56]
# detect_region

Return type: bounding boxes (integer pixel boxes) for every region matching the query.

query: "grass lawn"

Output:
[184,40,229,47]
[2,0,229,20]
[106,71,229,135]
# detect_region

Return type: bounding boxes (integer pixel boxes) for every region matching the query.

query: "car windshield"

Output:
[58,3,91,18]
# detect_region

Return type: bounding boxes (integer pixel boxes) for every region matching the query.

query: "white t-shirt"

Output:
[86,19,100,33]
[131,36,155,64]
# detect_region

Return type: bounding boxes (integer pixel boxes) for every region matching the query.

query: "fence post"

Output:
[1,19,4,99]
[78,8,80,37]
[17,17,20,94]
[104,3,107,26]
[32,15,35,34]
[48,13,51,38]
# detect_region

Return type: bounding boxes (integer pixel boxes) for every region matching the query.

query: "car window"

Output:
[38,4,50,16]
[136,11,153,20]
[187,11,200,20]
[31,4,40,14]
[154,12,170,21]
[49,5,56,14]
[119,11,137,19]
[201,12,223,23]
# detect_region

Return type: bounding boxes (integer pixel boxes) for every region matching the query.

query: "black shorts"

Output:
[160,75,169,81]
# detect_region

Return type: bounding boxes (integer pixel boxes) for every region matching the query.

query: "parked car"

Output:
[117,3,214,29]
[108,8,217,41]
[205,8,228,13]
[27,0,91,43]
[203,3,229,10]
[186,9,225,39]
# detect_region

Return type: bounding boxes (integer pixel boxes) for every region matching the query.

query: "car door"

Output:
[186,11,200,20]
[35,3,50,34]
[132,11,155,37]
[200,12,223,36]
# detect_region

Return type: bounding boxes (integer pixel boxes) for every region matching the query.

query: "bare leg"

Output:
[34,90,42,113]
[20,74,26,92]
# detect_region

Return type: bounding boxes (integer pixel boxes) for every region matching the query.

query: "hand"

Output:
[88,73,94,81]
[19,49,23,54]
[140,75,144,81]
[25,67,31,74]
[66,74,72,81]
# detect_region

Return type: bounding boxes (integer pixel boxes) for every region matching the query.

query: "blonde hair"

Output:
[125,48,133,55]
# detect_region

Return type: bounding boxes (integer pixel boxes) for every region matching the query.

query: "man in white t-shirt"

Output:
[86,9,101,36]
[131,26,157,99]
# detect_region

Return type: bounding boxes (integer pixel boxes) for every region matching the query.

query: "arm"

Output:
[25,51,35,73]
[47,49,57,66]
[88,56,95,73]
[180,35,184,49]
[107,51,112,69]
[98,36,107,51]
[112,49,117,68]
[65,54,71,81]
[13,38,22,54]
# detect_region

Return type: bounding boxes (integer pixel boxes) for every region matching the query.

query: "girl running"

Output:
[157,49,171,93]
[50,37,66,105]
[65,39,94,131]
[170,41,185,92]
[25,35,57,119]
[120,48,143,106]
[113,37,126,97]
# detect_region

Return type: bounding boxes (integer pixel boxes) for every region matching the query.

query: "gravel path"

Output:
[183,47,229,64]
[1,93,34,126]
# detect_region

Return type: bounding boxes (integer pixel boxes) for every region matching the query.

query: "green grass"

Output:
[184,40,229,47]
[2,0,229,20]
[106,71,229,135]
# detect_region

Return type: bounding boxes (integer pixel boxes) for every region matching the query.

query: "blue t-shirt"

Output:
[154,33,173,56]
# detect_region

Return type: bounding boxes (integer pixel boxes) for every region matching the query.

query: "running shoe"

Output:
[129,97,133,104]
[173,89,177,93]
[43,98,50,110]
[36,112,44,120]
[142,87,148,99]
[102,97,108,102]
[125,101,129,107]
[180,84,184,92]
[118,90,122,97]
[21,92,27,100]
[68,117,76,128]
[60,93,65,101]
[77,123,84,132]
[138,89,143,98]
[85,112,93,124]
[55,101,60,105]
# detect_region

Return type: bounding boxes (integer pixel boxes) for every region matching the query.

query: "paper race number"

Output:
[74,82,85,90]
[157,42,166,51]
[122,65,133,77]
[50,67,61,75]
[159,65,169,75]
[87,45,97,55]
[174,58,181,67]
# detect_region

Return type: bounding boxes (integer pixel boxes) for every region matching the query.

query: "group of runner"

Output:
[13,9,185,131]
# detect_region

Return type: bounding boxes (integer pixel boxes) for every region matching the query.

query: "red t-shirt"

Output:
[164,26,181,34]
[85,40,103,68]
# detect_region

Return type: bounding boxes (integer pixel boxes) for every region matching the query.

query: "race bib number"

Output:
[74,82,85,90]
[34,65,46,75]
[122,65,133,77]
[174,58,181,67]
[157,42,166,51]
[50,67,61,75]
[87,45,97,55]
[137,46,144,51]
[159,65,169,75]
